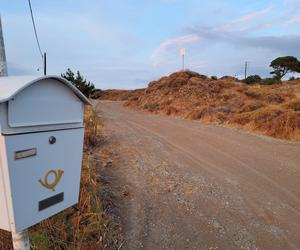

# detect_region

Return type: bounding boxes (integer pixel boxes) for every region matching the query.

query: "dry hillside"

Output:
[122,71,300,141]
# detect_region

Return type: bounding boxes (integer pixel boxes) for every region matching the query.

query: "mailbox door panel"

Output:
[5,128,84,232]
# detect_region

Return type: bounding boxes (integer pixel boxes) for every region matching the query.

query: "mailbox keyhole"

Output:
[49,136,56,145]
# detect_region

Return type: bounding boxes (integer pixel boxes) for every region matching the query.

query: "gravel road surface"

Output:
[97,101,300,250]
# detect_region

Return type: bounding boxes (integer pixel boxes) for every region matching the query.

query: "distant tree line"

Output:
[244,56,300,85]
[61,56,300,95]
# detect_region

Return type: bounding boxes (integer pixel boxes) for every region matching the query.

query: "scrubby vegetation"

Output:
[244,75,262,84]
[62,68,96,98]
[92,88,144,101]
[93,56,300,141]
[241,56,300,84]
[122,71,300,141]
[261,77,280,85]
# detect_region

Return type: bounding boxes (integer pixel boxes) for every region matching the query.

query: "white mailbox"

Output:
[0,75,90,233]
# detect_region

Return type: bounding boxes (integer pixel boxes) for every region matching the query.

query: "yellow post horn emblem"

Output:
[39,169,64,191]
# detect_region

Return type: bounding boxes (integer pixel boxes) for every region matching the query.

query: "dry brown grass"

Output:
[122,71,300,141]
[0,231,11,250]
[94,89,144,101]
[284,99,300,111]
[84,106,102,147]
[231,107,300,140]
[0,106,122,249]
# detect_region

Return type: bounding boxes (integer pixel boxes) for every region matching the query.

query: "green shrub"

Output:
[261,77,280,85]
[62,68,96,97]
[211,76,218,80]
[244,75,261,84]
[289,76,296,81]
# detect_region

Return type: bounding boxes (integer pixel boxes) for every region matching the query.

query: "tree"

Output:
[61,68,95,97]
[270,56,300,80]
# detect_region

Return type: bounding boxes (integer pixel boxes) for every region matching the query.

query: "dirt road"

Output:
[97,101,300,250]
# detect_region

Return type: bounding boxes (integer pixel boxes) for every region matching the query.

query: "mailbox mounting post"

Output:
[12,230,30,250]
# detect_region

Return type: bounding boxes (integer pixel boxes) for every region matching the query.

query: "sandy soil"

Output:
[97,101,300,250]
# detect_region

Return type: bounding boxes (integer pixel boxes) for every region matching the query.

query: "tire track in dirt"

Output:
[127,119,300,211]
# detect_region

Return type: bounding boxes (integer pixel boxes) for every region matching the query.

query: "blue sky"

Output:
[1,0,300,89]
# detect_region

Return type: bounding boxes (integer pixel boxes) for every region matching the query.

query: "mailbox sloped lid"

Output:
[8,79,84,127]
[0,75,91,105]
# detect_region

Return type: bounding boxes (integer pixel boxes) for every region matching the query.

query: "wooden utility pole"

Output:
[0,16,8,77]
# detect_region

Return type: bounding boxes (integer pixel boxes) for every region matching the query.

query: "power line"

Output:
[27,0,43,59]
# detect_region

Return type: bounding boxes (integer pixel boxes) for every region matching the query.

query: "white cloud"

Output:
[219,7,271,31]
[151,7,273,67]
[287,16,300,24]
[151,34,200,66]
